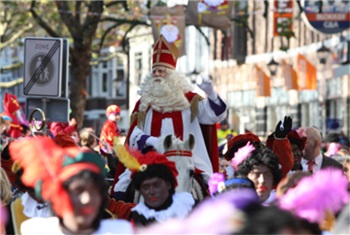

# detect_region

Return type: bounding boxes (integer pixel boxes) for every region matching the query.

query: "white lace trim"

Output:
[21,192,51,218]
[131,192,195,221]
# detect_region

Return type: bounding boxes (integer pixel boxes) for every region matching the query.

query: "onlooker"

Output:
[301,127,342,173]
[99,104,121,153]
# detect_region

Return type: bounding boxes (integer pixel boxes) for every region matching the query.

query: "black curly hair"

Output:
[131,164,176,196]
[235,144,282,186]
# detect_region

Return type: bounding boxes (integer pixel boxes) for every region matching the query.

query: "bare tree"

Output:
[29,0,149,127]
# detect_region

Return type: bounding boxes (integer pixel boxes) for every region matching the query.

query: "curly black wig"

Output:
[235,144,282,186]
[131,164,176,196]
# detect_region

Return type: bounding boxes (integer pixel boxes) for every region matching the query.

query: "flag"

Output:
[256,66,271,97]
[282,60,298,90]
[150,5,186,56]
[297,54,317,90]
[185,0,233,30]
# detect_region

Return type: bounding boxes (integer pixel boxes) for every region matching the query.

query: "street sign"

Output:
[24,37,64,97]
[302,0,350,34]
[26,97,70,123]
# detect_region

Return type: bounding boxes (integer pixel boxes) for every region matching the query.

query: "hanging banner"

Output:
[297,54,317,90]
[150,5,186,56]
[256,66,271,97]
[302,0,350,34]
[185,0,233,30]
[273,0,294,36]
[282,60,298,90]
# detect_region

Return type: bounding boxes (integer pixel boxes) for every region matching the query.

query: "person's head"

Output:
[287,130,307,171]
[219,156,230,173]
[1,116,12,133]
[290,142,303,171]
[132,164,176,208]
[115,145,178,209]
[341,157,350,182]
[61,170,107,232]
[0,168,12,205]
[9,137,107,233]
[237,206,300,235]
[303,127,322,161]
[276,171,312,198]
[106,104,121,122]
[21,124,30,137]
[79,128,96,148]
[235,144,282,202]
[138,35,192,113]
[220,119,229,131]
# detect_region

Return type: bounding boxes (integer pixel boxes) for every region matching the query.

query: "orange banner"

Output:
[297,54,317,90]
[256,66,271,97]
[282,60,298,90]
[273,0,294,36]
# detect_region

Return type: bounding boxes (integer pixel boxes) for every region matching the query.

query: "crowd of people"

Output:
[1,35,350,234]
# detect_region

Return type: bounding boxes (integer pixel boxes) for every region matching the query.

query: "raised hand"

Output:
[274,116,292,139]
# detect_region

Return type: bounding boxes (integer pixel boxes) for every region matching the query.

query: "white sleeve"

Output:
[196,98,227,124]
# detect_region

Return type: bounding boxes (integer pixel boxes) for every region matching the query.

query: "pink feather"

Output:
[279,168,349,224]
[231,141,255,170]
[208,172,225,196]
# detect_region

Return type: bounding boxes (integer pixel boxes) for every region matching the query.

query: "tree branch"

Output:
[0,24,33,50]
[30,0,60,37]
[75,1,82,24]
[82,0,104,42]
[55,1,82,36]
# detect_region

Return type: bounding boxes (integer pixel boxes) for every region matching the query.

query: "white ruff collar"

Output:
[21,192,52,218]
[131,192,195,221]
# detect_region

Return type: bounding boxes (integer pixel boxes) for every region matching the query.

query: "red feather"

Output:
[9,137,81,216]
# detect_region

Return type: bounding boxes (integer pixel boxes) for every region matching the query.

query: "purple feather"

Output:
[208,172,225,196]
[279,168,349,224]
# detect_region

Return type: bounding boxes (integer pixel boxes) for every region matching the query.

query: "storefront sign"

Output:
[273,0,294,36]
[302,0,350,34]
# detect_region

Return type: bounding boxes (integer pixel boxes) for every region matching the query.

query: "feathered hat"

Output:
[9,137,105,217]
[278,168,349,225]
[114,144,178,187]
[152,34,179,70]
[3,92,20,114]
[224,133,260,160]
[106,104,121,117]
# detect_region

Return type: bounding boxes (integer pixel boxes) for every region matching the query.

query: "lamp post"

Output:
[267,57,279,77]
[316,42,331,138]
[316,43,331,65]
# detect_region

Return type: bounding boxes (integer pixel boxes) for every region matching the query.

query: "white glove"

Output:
[197,74,218,100]
[146,136,160,149]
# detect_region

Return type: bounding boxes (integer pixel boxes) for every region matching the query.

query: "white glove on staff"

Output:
[198,74,218,100]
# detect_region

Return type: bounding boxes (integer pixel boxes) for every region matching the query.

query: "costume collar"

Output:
[131,192,195,221]
[21,192,51,218]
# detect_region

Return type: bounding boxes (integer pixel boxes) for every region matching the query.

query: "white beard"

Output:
[139,70,193,113]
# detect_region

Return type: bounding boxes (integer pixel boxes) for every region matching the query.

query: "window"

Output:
[135,52,142,86]
[102,73,108,93]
